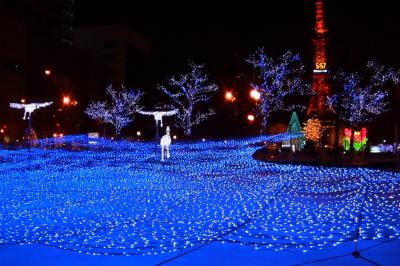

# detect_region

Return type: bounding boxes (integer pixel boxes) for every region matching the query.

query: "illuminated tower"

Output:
[307,0,330,116]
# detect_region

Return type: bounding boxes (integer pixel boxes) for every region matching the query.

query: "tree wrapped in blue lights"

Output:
[327,61,399,153]
[158,61,218,137]
[85,84,143,137]
[246,48,311,133]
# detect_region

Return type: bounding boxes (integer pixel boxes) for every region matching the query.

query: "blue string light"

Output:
[0,134,399,256]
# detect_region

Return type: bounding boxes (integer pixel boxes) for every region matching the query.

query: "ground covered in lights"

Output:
[1,134,400,266]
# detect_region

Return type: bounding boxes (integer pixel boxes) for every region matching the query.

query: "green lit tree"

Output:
[284,111,304,151]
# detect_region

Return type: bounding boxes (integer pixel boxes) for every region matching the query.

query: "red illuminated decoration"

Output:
[354,127,367,142]
[343,127,368,151]
[307,0,331,116]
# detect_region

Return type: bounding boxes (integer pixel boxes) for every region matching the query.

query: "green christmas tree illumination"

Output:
[287,111,302,134]
[284,111,305,151]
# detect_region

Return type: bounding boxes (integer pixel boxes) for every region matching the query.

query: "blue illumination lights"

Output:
[0,134,399,256]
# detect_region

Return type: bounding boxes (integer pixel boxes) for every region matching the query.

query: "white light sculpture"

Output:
[160,126,171,161]
[138,110,177,138]
[10,102,53,120]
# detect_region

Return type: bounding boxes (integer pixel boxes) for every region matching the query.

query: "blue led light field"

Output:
[0,135,399,256]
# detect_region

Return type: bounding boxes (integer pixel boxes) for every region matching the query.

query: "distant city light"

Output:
[20,98,25,103]
[137,131,141,137]
[173,135,177,140]
[250,89,260,100]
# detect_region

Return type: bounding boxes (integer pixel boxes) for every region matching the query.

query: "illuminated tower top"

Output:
[315,0,327,34]
[307,0,330,116]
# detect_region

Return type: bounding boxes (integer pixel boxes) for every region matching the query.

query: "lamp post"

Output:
[225,91,236,102]
[250,89,260,101]
[61,95,77,135]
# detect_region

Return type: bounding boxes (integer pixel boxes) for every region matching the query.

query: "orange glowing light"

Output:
[0,129,4,133]
[247,114,255,122]
[63,96,71,105]
[225,92,235,102]
[44,69,51,76]
[315,62,326,70]
[21,98,26,103]
[250,89,260,100]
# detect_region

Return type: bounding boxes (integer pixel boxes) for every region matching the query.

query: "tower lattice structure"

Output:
[307,0,331,116]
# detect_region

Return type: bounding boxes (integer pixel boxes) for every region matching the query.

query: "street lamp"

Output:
[247,114,255,122]
[250,89,260,100]
[44,68,52,76]
[61,95,78,135]
[225,91,236,102]
[63,96,71,105]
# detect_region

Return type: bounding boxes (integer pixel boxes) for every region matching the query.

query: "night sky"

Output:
[75,0,400,70]
[75,0,400,140]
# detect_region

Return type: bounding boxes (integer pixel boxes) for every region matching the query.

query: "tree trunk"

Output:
[184,109,192,137]
[260,116,268,134]
[184,127,191,137]
[115,125,121,139]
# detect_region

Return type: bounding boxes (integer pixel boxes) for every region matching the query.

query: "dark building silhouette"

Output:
[0,1,151,141]
[74,25,151,91]
[0,0,80,141]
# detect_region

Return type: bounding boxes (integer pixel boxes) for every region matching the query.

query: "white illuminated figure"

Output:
[138,110,177,138]
[160,126,171,161]
[10,102,53,120]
